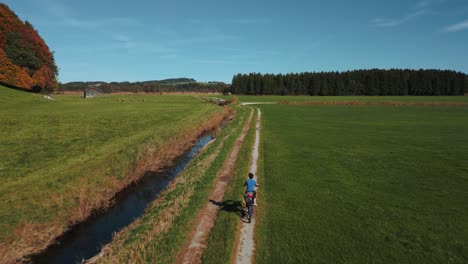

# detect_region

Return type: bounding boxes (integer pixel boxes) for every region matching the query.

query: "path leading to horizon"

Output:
[234,108,261,264]
[176,109,254,264]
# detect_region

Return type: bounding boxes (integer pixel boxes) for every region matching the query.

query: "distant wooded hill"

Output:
[60,79,229,93]
[232,69,468,96]
[0,4,58,92]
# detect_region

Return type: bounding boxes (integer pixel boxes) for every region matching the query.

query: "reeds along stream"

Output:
[31,134,214,264]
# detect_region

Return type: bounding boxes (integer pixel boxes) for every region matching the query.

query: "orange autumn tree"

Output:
[0,3,58,92]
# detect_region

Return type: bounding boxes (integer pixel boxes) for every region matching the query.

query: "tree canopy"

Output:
[0,4,58,92]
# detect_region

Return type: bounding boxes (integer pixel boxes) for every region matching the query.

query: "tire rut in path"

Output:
[176,109,254,264]
[234,108,261,264]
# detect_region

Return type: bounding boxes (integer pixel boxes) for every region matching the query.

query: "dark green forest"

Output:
[60,79,229,93]
[231,69,468,96]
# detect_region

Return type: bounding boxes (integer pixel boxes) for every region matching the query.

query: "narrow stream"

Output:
[32,134,214,264]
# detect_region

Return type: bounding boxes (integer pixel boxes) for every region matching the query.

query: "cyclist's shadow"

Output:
[209,199,248,221]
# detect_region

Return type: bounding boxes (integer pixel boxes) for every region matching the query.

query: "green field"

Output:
[0,86,224,261]
[255,102,468,263]
[3,88,468,263]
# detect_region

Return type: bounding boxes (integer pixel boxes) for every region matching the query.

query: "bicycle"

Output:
[244,192,255,223]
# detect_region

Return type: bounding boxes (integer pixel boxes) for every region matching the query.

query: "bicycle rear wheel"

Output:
[248,205,254,223]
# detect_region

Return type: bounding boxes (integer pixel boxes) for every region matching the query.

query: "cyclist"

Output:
[244,173,259,206]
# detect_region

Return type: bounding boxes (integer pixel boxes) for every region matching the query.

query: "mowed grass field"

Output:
[254,101,468,263]
[0,86,224,261]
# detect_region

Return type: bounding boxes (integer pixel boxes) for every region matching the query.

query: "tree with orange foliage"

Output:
[0,3,58,92]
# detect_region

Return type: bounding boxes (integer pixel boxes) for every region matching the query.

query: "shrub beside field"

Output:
[0,86,226,262]
[255,103,468,263]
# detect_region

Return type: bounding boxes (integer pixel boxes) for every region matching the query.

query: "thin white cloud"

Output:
[444,19,468,32]
[39,0,140,30]
[65,32,178,55]
[370,0,435,28]
[371,0,453,29]
[371,10,426,27]
[61,17,140,30]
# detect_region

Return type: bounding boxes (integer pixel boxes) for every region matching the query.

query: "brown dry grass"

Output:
[90,122,230,264]
[1,223,62,264]
[68,107,232,225]
[230,96,239,104]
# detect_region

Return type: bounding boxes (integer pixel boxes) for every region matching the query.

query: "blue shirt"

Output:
[245,179,256,192]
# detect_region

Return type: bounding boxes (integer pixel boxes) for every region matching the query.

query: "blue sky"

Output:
[3,0,468,83]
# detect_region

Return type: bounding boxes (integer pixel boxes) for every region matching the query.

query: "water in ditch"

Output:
[32,134,214,264]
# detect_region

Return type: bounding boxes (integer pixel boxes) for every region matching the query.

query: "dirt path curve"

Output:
[176,109,254,264]
[234,108,261,264]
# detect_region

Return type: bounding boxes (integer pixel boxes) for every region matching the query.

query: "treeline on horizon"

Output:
[60,79,229,93]
[231,69,468,96]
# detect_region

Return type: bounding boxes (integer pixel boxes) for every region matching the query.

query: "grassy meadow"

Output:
[3,87,468,263]
[253,101,468,263]
[0,86,225,261]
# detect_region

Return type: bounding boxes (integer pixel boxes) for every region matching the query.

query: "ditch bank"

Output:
[22,108,233,264]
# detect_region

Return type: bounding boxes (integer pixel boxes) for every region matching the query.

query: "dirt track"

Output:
[176,109,254,264]
[234,108,261,264]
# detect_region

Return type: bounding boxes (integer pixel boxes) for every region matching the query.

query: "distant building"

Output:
[84,85,102,98]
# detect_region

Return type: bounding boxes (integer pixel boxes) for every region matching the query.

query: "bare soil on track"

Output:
[176,109,254,264]
[234,108,261,264]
